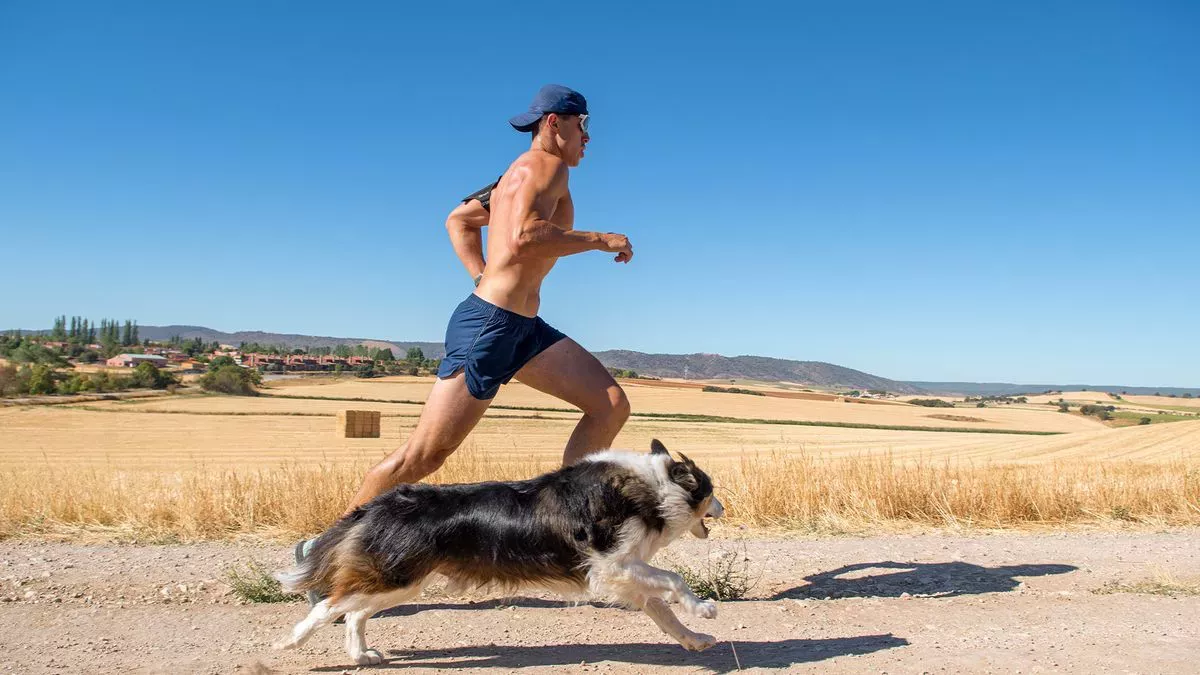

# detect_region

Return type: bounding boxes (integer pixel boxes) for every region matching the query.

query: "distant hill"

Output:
[132,325,446,359]
[906,381,1200,397]
[11,323,1194,395]
[594,350,923,393]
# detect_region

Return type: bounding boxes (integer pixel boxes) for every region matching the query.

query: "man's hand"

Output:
[599,232,634,263]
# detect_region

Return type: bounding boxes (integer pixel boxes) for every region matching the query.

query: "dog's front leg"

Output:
[618,560,717,619]
[637,595,717,652]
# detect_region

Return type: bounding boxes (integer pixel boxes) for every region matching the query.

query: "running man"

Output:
[298,84,634,569]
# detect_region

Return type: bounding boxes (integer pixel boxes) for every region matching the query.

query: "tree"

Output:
[406,347,425,363]
[77,350,100,364]
[27,364,57,395]
[131,362,176,389]
[199,365,261,396]
[208,355,237,371]
[49,316,67,341]
[374,348,395,362]
[1057,402,1070,413]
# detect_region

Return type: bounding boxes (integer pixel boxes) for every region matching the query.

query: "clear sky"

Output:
[1,1,1197,387]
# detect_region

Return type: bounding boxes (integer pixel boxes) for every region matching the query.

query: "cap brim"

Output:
[509,111,542,132]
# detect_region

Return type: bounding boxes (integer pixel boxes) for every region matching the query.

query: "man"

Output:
[297,84,635,572]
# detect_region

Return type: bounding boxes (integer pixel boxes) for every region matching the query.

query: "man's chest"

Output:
[550,193,574,230]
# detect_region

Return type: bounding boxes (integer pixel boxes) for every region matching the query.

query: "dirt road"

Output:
[2,530,1197,673]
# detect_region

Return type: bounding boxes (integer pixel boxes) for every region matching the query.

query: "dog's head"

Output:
[651,439,723,538]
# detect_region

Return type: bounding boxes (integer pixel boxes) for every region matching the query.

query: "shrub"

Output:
[702,385,765,396]
[663,542,758,601]
[1139,417,1152,425]
[1058,402,1070,413]
[224,561,301,603]
[131,362,177,389]
[208,355,237,371]
[200,365,261,396]
[908,398,955,408]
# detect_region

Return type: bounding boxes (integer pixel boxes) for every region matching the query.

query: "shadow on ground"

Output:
[771,561,1077,600]
[308,635,908,672]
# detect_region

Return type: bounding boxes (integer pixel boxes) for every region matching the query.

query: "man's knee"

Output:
[591,384,630,427]
[375,440,458,484]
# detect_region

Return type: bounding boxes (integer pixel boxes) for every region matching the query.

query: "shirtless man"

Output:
[332,84,632,519]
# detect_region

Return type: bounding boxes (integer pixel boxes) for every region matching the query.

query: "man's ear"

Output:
[650,439,669,455]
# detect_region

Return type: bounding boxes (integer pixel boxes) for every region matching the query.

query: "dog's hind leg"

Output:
[634,594,717,652]
[274,598,343,651]
[341,585,423,666]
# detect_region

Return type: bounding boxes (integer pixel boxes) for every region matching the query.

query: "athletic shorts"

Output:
[436,294,567,400]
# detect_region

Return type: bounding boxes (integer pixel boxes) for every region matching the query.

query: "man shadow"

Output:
[771,561,1077,600]
[309,635,909,673]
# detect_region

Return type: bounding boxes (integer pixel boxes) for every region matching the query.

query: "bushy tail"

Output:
[274,512,364,595]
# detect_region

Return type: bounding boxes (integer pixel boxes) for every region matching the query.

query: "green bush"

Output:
[1139,417,1152,425]
[131,362,177,389]
[702,385,765,396]
[908,398,955,408]
[200,365,261,396]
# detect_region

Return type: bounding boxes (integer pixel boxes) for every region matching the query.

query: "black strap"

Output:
[461,176,503,212]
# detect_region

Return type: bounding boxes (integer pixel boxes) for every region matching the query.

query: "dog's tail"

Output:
[274,510,366,595]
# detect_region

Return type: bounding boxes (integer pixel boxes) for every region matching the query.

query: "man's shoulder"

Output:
[510,150,569,181]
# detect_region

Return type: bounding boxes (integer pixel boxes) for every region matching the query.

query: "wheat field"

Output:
[1,376,1197,539]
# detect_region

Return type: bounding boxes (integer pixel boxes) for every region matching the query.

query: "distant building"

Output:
[106,353,168,368]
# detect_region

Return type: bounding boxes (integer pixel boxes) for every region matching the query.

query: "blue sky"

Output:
[1,1,1197,386]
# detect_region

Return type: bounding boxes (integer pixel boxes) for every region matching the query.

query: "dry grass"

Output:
[1095,569,1200,597]
[2,445,1196,541]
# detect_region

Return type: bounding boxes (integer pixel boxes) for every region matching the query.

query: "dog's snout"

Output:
[707,497,724,518]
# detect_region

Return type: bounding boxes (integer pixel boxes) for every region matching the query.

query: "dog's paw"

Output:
[690,599,718,619]
[352,648,385,666]
[679,632,718,652]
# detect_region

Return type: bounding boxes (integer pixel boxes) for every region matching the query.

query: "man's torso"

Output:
[476,152,572,317]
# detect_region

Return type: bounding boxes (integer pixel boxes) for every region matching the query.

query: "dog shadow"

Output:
[309,635,909,672]
[371,597,609,619]
[770,560,1077,600]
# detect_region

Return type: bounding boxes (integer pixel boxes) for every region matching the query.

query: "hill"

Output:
[906,381,1200,397]
[594,350,921,393]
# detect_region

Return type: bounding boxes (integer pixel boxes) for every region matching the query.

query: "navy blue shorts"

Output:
[436,294,567,400]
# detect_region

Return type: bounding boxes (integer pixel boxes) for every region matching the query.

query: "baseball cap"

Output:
[509,84,588,132]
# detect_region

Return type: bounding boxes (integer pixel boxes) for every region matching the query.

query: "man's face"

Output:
[552,113,589,166]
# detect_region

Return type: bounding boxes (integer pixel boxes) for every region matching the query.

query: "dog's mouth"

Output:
[691,517,712,539]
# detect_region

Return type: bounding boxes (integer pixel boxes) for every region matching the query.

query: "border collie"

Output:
[273,439,725,665]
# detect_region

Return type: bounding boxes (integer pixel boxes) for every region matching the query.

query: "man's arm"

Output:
[507,158,633,262]
[445,199,489,279]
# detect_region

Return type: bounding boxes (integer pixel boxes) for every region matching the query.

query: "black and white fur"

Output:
[273,439,725,665]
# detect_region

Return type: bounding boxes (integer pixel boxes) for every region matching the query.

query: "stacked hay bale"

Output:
[337,410,381,438]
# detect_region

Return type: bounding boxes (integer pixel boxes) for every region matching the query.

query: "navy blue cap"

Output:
[509,84,588,132]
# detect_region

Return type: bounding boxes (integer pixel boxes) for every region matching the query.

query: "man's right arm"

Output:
[506,158,633,262]
[445,199,489,280]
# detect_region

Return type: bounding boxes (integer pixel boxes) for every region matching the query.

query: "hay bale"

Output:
[337,410,380,438]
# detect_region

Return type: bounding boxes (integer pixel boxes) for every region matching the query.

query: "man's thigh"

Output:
[514,337,621,411]
[408,371,494,448]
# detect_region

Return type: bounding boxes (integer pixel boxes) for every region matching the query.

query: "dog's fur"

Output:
[273,439,725,665]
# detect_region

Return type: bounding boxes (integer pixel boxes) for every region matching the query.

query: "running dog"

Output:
[274,439,725,665]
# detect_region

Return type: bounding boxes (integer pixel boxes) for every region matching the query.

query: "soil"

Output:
[2,529,1197,674]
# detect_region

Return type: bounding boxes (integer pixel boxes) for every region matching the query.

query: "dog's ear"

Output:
[669,461,699,491]
[677,452,696,467]
[650,439,669,455]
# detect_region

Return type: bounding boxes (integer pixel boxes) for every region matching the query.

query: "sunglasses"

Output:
[578,114,589,133]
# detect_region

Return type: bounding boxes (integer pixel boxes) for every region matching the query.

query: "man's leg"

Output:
[514,338,631,465]
[342,371,492,513]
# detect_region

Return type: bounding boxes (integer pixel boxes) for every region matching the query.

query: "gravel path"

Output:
[2,529,1197,673]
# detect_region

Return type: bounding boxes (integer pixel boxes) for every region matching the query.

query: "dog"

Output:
[273,439,725,665]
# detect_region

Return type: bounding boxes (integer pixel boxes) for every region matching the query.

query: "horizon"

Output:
[2,2,1197,387]
[5,317,1198,390]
